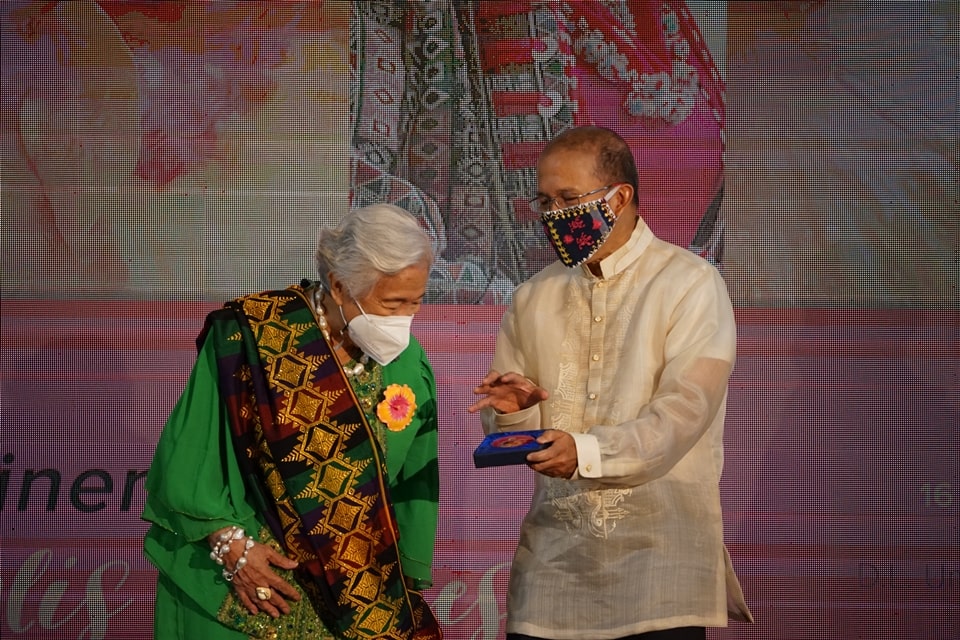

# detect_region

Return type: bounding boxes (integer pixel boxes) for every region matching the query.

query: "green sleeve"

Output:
[382,336,440,588]
[141,330,261,616]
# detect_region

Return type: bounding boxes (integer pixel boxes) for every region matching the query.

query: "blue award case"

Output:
[472,430,547,468]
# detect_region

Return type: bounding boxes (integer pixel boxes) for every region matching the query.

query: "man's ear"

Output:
[611,183,635,217]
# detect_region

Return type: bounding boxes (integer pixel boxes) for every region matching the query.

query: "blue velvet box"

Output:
[472,430,547,468]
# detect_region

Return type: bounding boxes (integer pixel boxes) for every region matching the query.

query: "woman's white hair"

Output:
[315,203,434,298]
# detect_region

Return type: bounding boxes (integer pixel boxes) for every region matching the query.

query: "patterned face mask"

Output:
[539,187,621,267]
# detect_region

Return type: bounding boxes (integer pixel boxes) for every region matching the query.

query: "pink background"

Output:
[2,303,957,639]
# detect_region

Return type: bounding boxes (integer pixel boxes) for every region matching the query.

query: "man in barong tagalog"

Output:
[469,126,753,640]
[142,204,443,640]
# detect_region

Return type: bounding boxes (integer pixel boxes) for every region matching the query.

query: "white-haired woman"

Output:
[142,204,442,639]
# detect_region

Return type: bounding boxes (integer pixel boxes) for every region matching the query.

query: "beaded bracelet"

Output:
[209,526,255,581]
[210,526,243,565]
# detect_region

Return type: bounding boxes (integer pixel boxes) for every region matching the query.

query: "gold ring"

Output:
[255,586,272,601]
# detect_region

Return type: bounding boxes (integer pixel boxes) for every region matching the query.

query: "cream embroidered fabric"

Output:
[482,219,753,638]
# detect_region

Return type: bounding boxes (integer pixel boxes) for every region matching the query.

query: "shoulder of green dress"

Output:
[382,336,435,387]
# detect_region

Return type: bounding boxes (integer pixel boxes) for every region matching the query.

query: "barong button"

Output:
[591,354,600,361]
[588,393,597,400]
[594,316,602,322]
[585,464,593,473]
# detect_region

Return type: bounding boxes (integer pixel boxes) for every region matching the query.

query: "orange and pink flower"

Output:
[377,384,416,432]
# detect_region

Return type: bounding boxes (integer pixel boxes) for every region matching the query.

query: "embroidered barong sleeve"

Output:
[478,304,543,435]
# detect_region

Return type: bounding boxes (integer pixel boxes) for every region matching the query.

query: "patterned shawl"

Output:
[200,286,441,639]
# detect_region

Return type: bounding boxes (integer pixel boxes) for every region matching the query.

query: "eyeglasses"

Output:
[527,184,615,214]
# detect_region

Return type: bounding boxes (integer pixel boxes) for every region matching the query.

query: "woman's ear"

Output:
[328,272,347,306]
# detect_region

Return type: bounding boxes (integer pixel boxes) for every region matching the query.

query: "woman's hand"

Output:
[468,370,548,414]
[210,528,301,617]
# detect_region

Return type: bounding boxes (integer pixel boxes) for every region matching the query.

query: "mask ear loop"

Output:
[343,299,373,324]
[601,185,633,228]
[341,300,389,338]
[335,304,352,350]
[353,300,399,341]
[602,185,623,210]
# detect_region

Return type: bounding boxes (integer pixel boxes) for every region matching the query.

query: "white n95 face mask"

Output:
[343,303,413,366]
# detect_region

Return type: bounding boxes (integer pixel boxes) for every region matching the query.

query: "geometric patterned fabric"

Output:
[203,286,442,639]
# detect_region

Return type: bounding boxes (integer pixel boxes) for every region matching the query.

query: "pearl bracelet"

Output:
[209,526,255,581]
[210,526,243,565]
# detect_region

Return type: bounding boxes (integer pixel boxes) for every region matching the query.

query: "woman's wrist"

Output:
[207,526,235,546]
[208,525,254,581]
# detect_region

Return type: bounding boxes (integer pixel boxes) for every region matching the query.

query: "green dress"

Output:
[142,322,439,640]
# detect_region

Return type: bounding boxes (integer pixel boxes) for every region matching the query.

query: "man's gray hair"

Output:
[315,203,434,298]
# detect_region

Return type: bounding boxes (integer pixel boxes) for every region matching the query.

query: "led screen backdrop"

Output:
[1,1,957,639]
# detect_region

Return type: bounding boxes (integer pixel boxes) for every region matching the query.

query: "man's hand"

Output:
[468,370,549,414]
[526,429,578,479]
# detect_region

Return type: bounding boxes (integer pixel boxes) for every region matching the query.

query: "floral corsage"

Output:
[376,384,417,432]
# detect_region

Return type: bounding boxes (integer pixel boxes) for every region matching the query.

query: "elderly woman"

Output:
[142,204,442,639]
